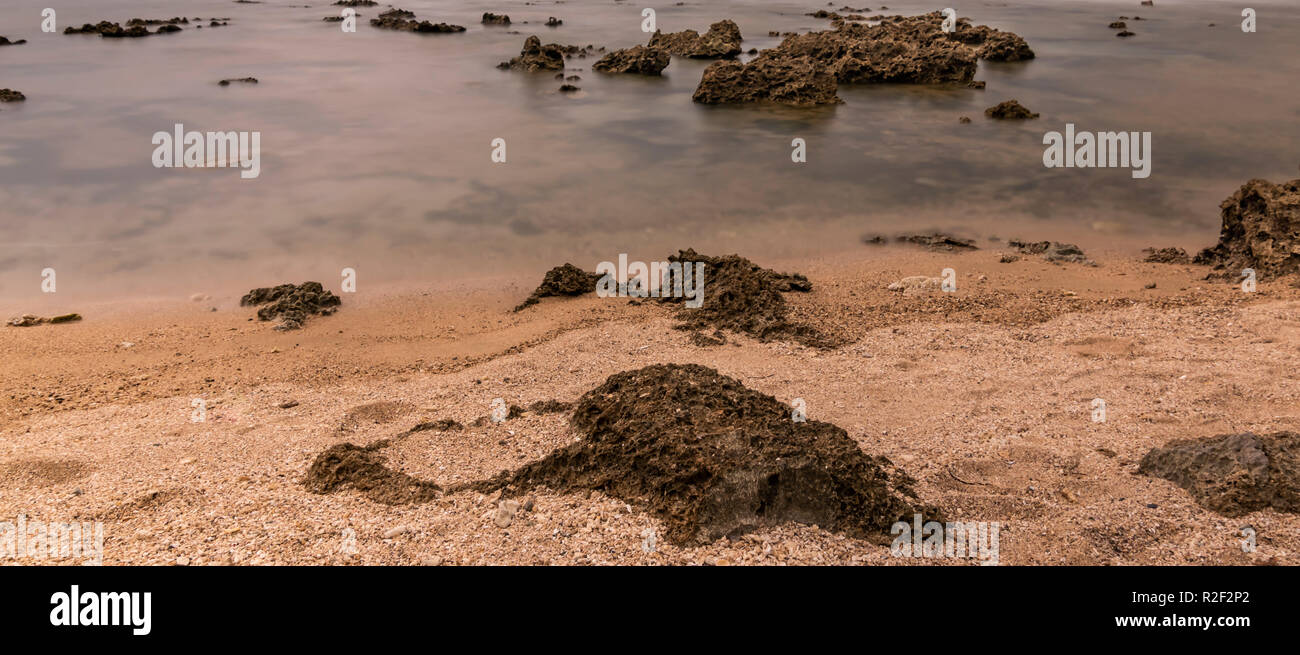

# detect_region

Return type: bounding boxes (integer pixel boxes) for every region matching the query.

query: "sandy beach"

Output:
[4,240,1298,566]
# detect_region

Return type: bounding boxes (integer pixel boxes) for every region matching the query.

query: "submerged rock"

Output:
[592,45,671,75]
[1193,178,1300,281]
[648,19,743,58]
[1139,432,1300,517]
[218,77,258,86]
[240,281,341,330]
[0,36,29,46]
[984,99,1039,119]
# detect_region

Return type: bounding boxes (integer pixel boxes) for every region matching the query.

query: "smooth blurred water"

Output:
[1,0,1297,302]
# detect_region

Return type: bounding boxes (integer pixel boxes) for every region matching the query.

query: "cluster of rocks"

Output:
[1141,247,1190,264]
[370,8,465,33]
[240,281,341,330]
[64,20,186,37]
[498,36,601,72]
[693,12,1033,106]
[648,19,743,59]
[333,0,377,6]
[218,77,258,86]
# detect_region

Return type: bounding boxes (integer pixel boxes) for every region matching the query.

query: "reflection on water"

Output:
[1,0,1298,301]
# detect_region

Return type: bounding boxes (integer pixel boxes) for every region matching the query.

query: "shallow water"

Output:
[1,0,1297,302]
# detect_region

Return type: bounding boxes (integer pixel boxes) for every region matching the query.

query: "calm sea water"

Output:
[1,0,1297,302]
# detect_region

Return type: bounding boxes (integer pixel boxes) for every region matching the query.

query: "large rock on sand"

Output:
[1139,432,1300,517]
[648,19,742,58]
[1194,178,1300,281]
[469,364,937,545]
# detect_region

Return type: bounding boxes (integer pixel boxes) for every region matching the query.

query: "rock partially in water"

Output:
[0,88,26,102]
[333,0,378,6]
[984,99,1039,119]
[693,55,841,106]
[240,281,341,330]
[0,36,28,46]
[498,35,568,71]
[481,12,511,26]
[693,12,1030,106]
[592,45,671,75]
[369,8,465,33]
[648,19,743,59]
[218,77,258,86]
[1139,432,1300,517]
[1193,178,1300,281]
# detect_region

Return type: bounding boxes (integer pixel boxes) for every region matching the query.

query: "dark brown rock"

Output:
[370,8,465,33]
[648,19,743,58]
[1194,178,1300,280]
[693,55,841,106]
[465,364,936,545]
[984,99,1039,119]
[1139,432,1300,517]
[513,263,603,311]
[592,45,671,75]
[0,88,25,102]
[1142,247,1190,264]
[240,281,341,330]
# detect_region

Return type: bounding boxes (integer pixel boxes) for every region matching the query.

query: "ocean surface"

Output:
[1,0,1298,303]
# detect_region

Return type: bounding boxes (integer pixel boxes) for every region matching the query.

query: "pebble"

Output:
[495,500,520,528]
[383,525,411,538]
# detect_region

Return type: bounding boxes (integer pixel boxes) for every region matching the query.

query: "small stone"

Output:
[383,525,410,538]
